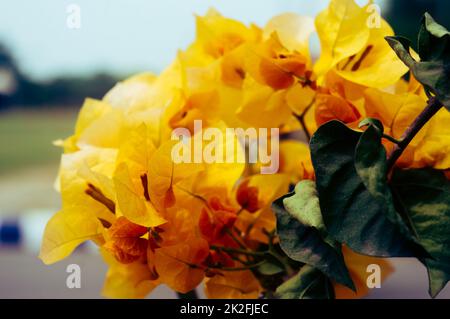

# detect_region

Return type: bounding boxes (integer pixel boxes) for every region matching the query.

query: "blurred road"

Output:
[1,247,449,298]
[0,248,177,299]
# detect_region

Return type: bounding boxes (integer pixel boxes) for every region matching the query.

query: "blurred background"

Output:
[0,0,449,298]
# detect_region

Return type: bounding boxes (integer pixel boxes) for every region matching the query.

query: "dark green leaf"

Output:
[413,62,450,108]
[391,169,450,298]
[355,121,411,228]
[418,13,450,63]
[275,265,335,299]
[385,36,416,69]
[386,14,450,110]
[273,180,355,290]
[358,118,384,132]
[310,120,427,257]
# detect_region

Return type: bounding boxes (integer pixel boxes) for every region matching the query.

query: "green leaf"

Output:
[385,36,416,69]
[358,118,384,132]
[258,260,285,275]
[418,13,450,63]
[386,14,450,110]
[310,120,428,257]
[275,265,335,299]
[355,121,409,228]
[391,169,450,298]
[283,181,326,233]
[272,180,355,290]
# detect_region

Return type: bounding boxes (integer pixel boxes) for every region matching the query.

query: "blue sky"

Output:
[0,0,384,80]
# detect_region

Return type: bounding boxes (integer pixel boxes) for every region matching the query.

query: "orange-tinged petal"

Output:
[235,174,289,243]
[236,180,260,213]
[101,249,158,299]
[315,93,361,126]
[107,216,148,238]
[334,246,395,299]
[259,55,307,90]
[204,270,262,299]
[104,216,149,264]
[154,237,209,293]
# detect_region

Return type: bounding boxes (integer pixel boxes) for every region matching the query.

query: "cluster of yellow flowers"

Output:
[40,0,450,298]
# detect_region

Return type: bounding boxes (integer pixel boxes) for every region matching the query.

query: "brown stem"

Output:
[296,113,311,141]
[293,96,315,142]
[386,97,443,171]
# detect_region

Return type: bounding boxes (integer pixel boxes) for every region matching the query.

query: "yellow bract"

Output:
[40,208,104,265]
[315,0,407,88]
[204,270,262,299]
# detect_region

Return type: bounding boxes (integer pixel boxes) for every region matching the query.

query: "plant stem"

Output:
[382,133,401,145]
[208,260,267,271]
[210,245,267,257]
[224,228,246,249]
[263,228,295,275]
[293,97,315,141]
[386,97,443,172]
[295,113,311,141]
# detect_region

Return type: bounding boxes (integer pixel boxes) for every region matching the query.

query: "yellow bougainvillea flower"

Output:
[153,236,210,293]
[263,13,315,57]
[204,270,262,299]
[167,88,221,134]
[413,109,450,169]
[147,139,204,210]
[236,77,293,129]
[314,91,362,127]
[103,73,157,111]
[40,208,104,265]
[192,128,246,194]
[314,0,371,76]
[42,5,446,300]
[40,146,117,264]
[278,140,314,184]
[334,246,395,299]
[101,248,159,299]
[113,124,165,227]
[58,146,117,222]
[245,33,312,91]
[234,173,290,243]
[195,8,261,59]
[103,216,149,264]
[315,0,407,88]
[364,87,450,169]
[56,98,123,153]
